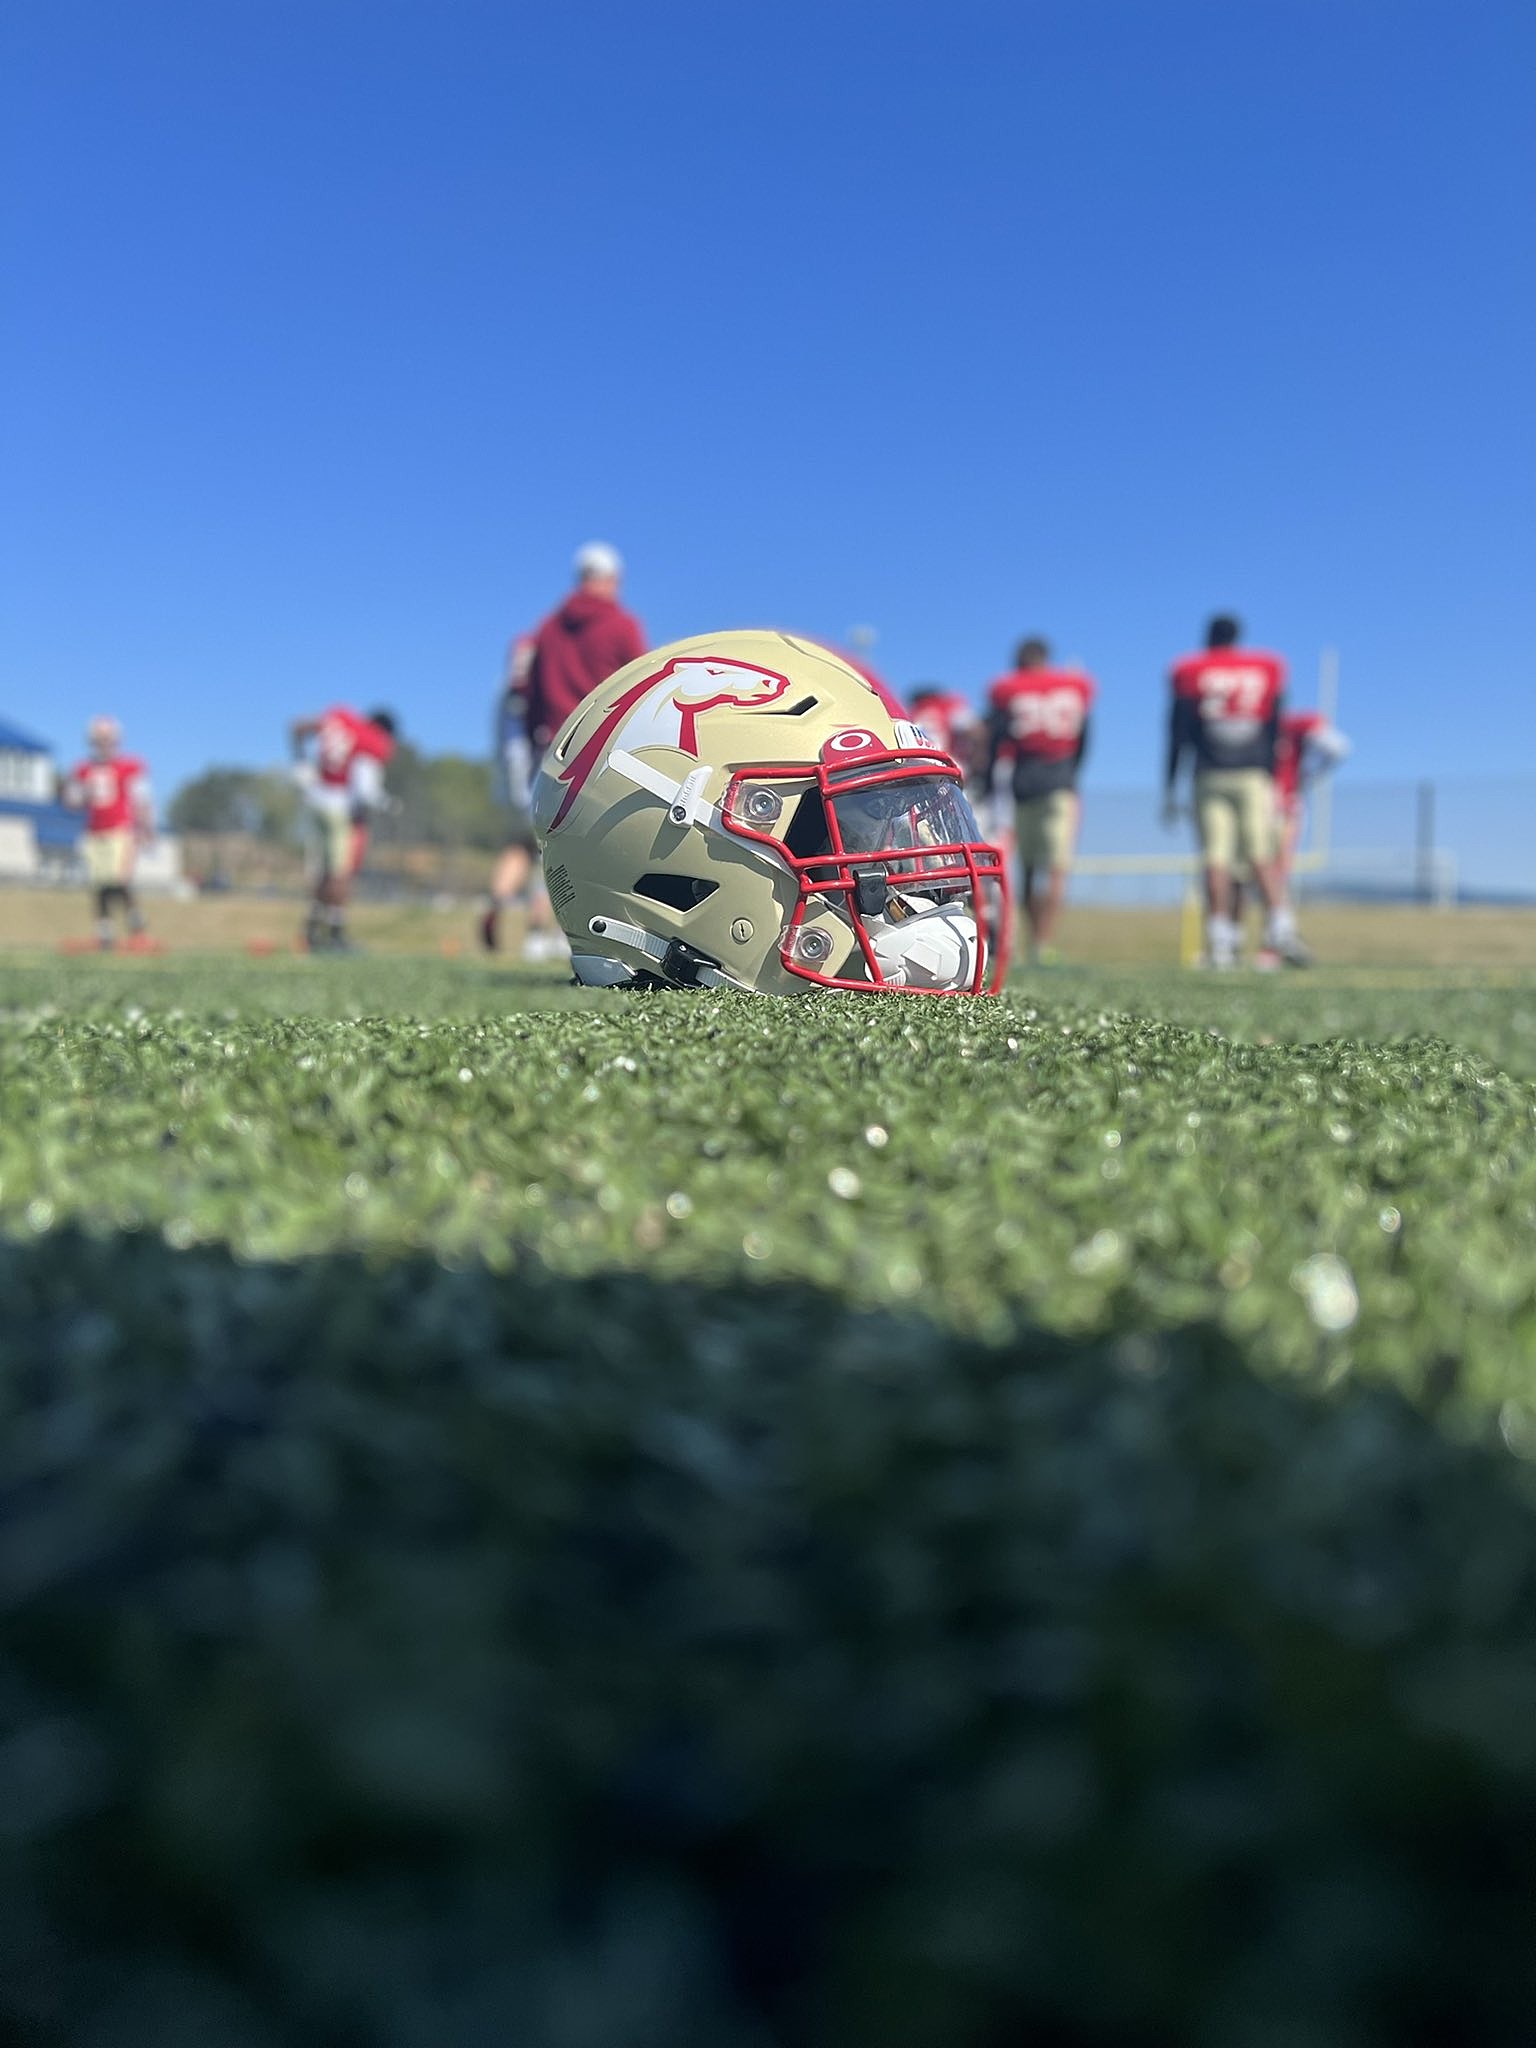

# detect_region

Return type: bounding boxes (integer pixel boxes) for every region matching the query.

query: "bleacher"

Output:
[0,717,81,878]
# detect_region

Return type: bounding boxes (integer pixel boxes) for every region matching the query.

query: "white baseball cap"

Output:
[573,540,623,582]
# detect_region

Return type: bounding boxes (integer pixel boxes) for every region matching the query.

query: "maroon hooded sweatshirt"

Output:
[525,590,646,746]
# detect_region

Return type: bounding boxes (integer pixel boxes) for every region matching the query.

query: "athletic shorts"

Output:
[312,807,366,884]
[84,830,137,887]
[1195,769,1275,871]
[1014,789,1080,873]
[502,807,538,855]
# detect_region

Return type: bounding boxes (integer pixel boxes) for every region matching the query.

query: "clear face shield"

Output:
[724,752,1011,993]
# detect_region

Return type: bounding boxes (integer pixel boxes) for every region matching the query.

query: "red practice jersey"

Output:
[910,690,977,761]
[526,593,647,746]
[1273,710,1351,808]
[315,707,396,789]
[69,756,148,833]
[1274,711,1326,805]
[1169,650,1285,772]
[987,667,1095,800]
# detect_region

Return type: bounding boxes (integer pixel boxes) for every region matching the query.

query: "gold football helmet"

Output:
[532,630,1010,995]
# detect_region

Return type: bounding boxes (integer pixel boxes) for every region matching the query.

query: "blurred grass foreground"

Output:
[2,962,1536,2045]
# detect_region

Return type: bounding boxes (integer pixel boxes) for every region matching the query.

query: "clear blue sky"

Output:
[3,0,1532,809]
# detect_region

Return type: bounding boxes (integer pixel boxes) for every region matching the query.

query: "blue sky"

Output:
[3,0,1533,817]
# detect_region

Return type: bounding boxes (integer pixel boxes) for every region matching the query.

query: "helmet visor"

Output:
[828,770,983,865]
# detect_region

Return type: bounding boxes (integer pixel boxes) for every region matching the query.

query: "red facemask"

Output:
[722,738,1010,994]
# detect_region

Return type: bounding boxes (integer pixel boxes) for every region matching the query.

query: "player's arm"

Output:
[1163,690,1192,821]
[496,638,534,748]
[59,765,83,808]
[522,640,551,747]
[131,771,155,841]
[985,696,1011,784]
[1074,713,1091,774]
[1304,724,1352,784]
[496,680,534,808]
[348,755,393,822]
[1262,695,1282,775]
[289,716,320,761]
[982,700,1014,835]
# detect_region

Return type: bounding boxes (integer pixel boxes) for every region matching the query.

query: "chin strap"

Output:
[605,750,781,868]
[587,915,744,991]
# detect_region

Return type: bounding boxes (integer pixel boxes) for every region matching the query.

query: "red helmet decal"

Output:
[819,728,885,765]
[550,655,795,829]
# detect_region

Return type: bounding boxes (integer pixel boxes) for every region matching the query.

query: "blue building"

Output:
[0,717,82,875]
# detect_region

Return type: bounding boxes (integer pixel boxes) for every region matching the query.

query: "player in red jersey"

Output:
[62,717,156,950]
[909,685,984,788]
[986,638,1094,963]
[290,704,399,951]
[523,543,646,752]
[489,544,644,962]
[1164,614,1309,968]
[1232,708,1351,967]
[1273,710,1350,892]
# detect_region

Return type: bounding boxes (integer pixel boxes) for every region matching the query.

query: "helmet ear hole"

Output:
[633,873,719,912]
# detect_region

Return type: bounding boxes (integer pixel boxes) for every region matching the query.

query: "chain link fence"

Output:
[1066,777,1534,907]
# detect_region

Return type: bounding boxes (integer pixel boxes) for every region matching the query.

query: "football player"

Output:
[62,717,156,950]
[1232,708,1351,967]
[985,638,1094,964]
[495,544,645,964]
[909,685,983,787]
[1164,614,1308,969]
[290,705,398,951]
[523,543,646,753]
[479,632,564,958]
[1274,709,1350,897]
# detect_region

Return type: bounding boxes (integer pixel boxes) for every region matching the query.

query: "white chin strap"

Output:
[584,914,748,991]
[869,902,980,991]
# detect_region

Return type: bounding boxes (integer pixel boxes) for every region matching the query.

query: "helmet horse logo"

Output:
[549,657,795,828]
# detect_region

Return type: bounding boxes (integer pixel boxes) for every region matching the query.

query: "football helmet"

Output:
[532,630,1010,995]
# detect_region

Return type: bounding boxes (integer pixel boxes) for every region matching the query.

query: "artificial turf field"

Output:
[3,954,1536,2046]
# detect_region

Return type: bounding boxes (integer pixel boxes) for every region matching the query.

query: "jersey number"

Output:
[1009,689,1084,742]
[1198,667,1271,720]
